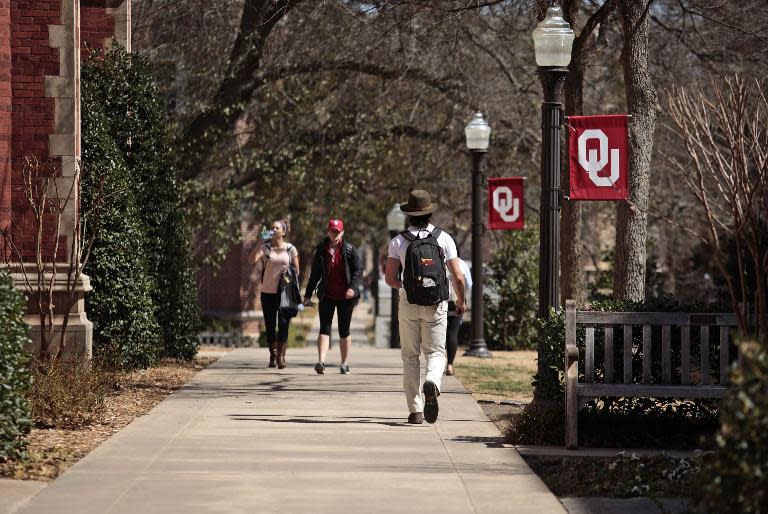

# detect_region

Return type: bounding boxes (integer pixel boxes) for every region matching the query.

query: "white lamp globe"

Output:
[464,112,491,151]
[387,203,407,232]
[532,6,575,67]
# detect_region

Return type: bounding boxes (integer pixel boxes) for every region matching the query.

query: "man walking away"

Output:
[385,190,466,424]
[304,219,363,374]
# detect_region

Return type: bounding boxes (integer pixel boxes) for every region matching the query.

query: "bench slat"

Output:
[577,383,728,399]
[605,327,614,384]
[701,326,710,385]
[662,325,671,384]
[623,325,632,384]
[681,326,690,385]
[576,311,737,325]
[642,325,652,383]
[585,326,595,383]
[720,327,729,384]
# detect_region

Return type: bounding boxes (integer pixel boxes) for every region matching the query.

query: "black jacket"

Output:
[304,238,363,301]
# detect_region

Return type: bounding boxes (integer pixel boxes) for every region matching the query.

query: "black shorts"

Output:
[318,298,355,339]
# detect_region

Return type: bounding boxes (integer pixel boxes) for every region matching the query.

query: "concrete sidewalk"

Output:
[18,347,564,514]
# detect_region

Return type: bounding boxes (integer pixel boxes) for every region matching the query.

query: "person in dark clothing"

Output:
[304,219,363,374]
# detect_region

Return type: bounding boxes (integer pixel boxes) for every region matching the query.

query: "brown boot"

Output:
[268,342,277,368]
[276,341,287,369]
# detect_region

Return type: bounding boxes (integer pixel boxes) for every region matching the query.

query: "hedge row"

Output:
[81,45,200,368]
[81,76,163,369]
[0,270,31,461]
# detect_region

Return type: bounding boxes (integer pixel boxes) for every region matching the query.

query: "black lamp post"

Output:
[533,5,574,380]
[463,112,492,358]
[387,204,407,348]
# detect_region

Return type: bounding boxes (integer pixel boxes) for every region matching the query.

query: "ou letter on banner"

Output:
[568,114,629,201]
[488,177,524,230]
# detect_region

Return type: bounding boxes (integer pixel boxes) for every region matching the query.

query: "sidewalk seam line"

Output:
[438,431,480,514]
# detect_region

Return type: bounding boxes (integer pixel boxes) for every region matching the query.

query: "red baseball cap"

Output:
[328,219,344,231]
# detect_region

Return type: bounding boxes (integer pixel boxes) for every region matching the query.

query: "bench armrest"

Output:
[565,344,578,367]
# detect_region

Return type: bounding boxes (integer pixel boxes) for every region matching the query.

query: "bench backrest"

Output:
[565,300,740,387]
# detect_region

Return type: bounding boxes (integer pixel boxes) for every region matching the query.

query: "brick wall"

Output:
[80,0,129,57]
[198,220,264,337]
[1,1,12,234]
[80,5,116,57]
[5,0,60,261]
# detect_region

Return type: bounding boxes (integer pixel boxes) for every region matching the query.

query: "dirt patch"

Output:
[0,347,230,481]
[524,454,700,498]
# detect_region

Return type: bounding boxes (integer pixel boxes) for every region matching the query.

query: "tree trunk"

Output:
[613,0,659,301]
[561,41,585,307]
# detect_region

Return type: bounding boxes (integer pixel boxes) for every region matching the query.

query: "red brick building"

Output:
[198,218,264,339]
[1,0,130,357]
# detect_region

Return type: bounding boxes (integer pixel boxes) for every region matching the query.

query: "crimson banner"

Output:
[568,115,629,201]
[488,177,524,230]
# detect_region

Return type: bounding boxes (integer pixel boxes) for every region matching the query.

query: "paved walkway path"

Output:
[18,347,564,514]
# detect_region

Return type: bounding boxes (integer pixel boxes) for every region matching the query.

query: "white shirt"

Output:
[388,224,458,269]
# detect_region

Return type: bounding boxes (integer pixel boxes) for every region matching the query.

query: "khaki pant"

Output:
[398,289,448,413]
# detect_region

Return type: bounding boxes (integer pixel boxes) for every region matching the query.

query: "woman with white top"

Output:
[251,219,300,369]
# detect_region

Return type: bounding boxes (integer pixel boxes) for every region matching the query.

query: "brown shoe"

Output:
[445,364,454,376]
[276,342,287,369]
[407,412,424,424]
[268,342,277,368]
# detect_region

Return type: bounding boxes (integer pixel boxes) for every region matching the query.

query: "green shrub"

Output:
[484,227,538,350]
[698,342,768,513]
[83,45,200,361]
[81,68,163,370]
[28,359,109,429]
[0,270,31,461]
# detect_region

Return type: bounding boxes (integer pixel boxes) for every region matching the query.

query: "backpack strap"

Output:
[431,228,443,239]
[400,230,417,242]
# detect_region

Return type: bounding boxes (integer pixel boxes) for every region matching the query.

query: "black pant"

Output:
[319,297,355,339]
[261,292,290,343]
[447,315,462,365]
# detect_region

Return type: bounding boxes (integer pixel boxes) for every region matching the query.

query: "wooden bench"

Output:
[198,330,242,347]
[564,299,739,449]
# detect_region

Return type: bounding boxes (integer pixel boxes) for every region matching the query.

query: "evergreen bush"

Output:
[83,46,200,360]
[81,69,163,369]
[698,342,768,513]
[0,270,31,461]
[484,227,539,350]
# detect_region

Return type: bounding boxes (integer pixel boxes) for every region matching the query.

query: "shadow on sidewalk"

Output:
[227,414,487,427]
[450,435,509,448]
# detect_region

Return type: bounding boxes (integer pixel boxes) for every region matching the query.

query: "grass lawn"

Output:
[452,349,536,402]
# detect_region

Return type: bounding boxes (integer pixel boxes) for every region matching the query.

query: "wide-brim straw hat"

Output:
[400,189,439,216]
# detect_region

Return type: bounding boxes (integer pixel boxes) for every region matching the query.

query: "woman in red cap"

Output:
[304,218,363,374]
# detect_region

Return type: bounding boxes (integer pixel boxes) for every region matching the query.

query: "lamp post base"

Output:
[463,340,492,358]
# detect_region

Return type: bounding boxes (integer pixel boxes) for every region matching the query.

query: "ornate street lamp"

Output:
[532,5,574,319]
[387,203,407,348]
[463,112,492,358]
[533,5,574,391]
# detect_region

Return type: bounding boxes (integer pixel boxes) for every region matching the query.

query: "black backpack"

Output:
[400,228,449,306]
